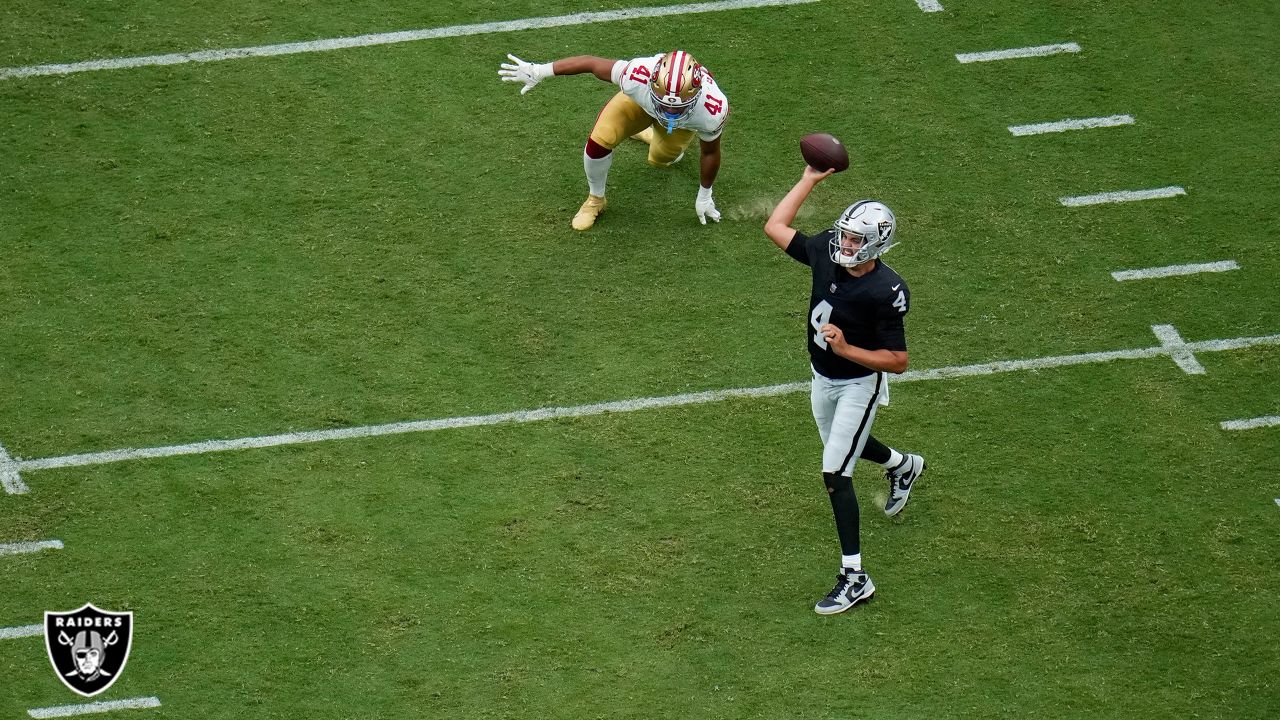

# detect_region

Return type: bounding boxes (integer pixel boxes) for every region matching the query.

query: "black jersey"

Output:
[785,228,909,379]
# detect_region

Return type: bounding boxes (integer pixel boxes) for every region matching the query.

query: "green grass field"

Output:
[2,0,1278,717]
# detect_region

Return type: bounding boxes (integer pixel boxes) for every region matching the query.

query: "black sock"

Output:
[860,435,891,464]
[823,472,861,556]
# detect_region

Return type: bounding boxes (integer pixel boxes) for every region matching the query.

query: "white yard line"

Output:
[1151,325,1206,375]
[6,329,1278,482]
[1,442,30,494]
[0,540,64,556]
[1112,260,1239,282]
[15,382,806,473]
[0,0,816,80]
[28,698,161,719]
[1008,114,1134,136]
[956,42,1081,64]
[1060,186,1186,207]
[915,0,944,11]
[1220,416,1280,431]
[0,624,43,640]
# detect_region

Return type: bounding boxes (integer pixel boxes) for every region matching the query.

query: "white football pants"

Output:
[810,368,887,478]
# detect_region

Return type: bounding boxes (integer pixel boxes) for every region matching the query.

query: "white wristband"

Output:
[533,62,555,81]
[697,185,713,201]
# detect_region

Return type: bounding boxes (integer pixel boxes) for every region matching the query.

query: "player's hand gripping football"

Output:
[498,54,554,95]
[803,165,835,184]
[695,185,721,225]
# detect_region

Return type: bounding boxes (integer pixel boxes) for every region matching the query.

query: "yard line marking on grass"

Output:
[956,42,1080,64]
[1151,324,1206,375]
[15,382,807,473]
[1,442,31,494]
[9,329,1280,480]
[1220,415,1280,431]
[0,540,64,556]
[915,0,944,11]
[28,697,161,718]
[0,624,43,640]
[1112,260,1239,282]
[1008,114,1134,136]
[0,0,816,80]
[1060,186,1186,207]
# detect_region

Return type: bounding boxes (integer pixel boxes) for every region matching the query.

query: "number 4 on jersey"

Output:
[892,290,907,313]
[810,300,833,349]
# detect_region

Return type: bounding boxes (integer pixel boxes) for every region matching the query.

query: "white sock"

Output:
[584,150,612,197]
[841,554,862,572]
[884,449,905,470]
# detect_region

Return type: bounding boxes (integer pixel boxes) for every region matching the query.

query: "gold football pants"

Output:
[589,92,695,166]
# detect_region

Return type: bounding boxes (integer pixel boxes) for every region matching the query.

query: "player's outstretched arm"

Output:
[498,54,617,94]
[764,166,834,250]
[549,56,618,81]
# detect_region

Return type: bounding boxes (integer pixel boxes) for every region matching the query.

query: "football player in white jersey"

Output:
[499,50,729,231]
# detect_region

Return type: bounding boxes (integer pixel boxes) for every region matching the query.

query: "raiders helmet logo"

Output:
[44,603,134,697]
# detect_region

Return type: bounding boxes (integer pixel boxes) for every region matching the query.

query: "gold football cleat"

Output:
[572,194,607,231]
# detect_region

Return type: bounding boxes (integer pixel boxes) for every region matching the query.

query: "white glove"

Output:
[696,185,721,225]
[498,54,554,95]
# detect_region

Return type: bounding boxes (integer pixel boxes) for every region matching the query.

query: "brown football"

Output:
[800,133,849,173]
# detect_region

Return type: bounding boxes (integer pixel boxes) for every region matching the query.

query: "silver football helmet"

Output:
[831,200,896,267]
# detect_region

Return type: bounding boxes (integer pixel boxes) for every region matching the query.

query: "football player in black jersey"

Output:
[765,165,927,615]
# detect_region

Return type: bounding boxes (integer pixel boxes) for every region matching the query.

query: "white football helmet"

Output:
[831,200,897,266]
[649,50,705,132]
